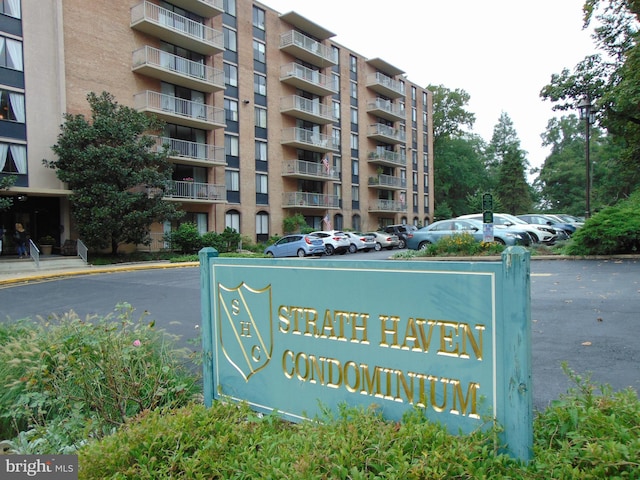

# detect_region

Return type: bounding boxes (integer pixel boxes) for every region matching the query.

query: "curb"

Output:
[0,261,199,285]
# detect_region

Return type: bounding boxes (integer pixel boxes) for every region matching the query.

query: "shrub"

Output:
[165,223,202,253]
[565,191,640,255]
[397,233,506,258]
[0,304,200,453]
[201,227,241,253]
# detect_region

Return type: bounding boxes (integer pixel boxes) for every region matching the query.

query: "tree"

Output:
[485,112,531,212]
[46,92,183,254]
[428,84,486,218]
[0,175,16,211]
[427,84,476,147]
[540,0,640,199]
[433,135,488,218]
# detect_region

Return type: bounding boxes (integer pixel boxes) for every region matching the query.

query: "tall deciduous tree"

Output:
[540,0,640,200]
[428,84,487,218]
[46,92,182,254]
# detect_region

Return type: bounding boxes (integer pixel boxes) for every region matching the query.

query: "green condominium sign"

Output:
[200,247,532,460]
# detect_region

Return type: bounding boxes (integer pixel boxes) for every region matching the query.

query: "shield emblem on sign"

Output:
[217,282,273,381]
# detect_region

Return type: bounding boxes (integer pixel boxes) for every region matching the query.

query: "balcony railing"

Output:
[152,136,225,166]
[367,97,404,121]
[132,46,224,92]
[134,90,225,130]
[367,150,407,167]
[366,72,405,99]
[280,63,338,96]
[282,159,339,180]
[280,30,338,67]
[282,191,340,209]
[280,95,336,124]
[367,123,406,144]
[130,1,224,55]
[369,199,406,212]
[281,127,336,153]
[368,174,407,190]
[164,180,225,201]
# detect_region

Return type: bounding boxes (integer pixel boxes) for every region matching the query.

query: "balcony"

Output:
[280,96,336,124]
[164,180,226,202]
[282,159,339,181]
[280,30,338,67]
[167,0,223,18]
[367,124,406,144]
[130,1,224,56]
[281,128,336,153]
[282,191,340,209]
[367,150,406,168]
[280,63,338,96]
[152,136,226,166]
[132,46,225,93]
[368,174,406,190]
[134,90,225,130]
[368,199,406,213]
[366,98,404,122]
[366,72,405,99]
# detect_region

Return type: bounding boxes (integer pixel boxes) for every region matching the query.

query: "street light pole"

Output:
[577,97,594,219]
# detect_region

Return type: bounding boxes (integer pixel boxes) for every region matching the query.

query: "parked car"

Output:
[383,224,418,249]
[552,214,585,228]
[517,214,576,236]
[406,218,530,250]
[264,234,325,258]
[457,213,557,244]
[344,232,376,253]
[366,231,400,251]
[309,230,350,255]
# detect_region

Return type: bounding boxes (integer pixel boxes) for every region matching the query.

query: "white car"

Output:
[309,230,350,255]
[457,213,557,244]
[344,232,376,253]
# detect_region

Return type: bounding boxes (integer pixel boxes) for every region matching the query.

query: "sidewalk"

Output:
[0,255,199,285]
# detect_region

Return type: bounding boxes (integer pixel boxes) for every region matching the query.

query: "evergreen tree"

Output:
[46,92,183,254]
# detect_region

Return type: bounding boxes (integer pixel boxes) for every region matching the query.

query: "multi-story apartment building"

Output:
[0,0,433,254]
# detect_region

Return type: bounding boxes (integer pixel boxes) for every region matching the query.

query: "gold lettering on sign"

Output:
[378,317,484,361]
[281,350,480,418]
[277,306,370,344]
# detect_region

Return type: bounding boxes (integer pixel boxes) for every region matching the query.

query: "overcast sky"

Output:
[260,0,597,176]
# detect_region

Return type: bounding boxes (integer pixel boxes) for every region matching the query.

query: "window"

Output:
[256,212,269,236]
[255,107,267,128]
[349,55,357,73]
[254,74,266,95]
[332,129,341,150]
[224,0,236,16]
[224,98,238,122]
[351,159,359,176]
[332,100,340,120]
[411,86,417,102]
[224,63,238,87]
[223,27,237,52]
[350,133,358,151]
[412,107,417,123]
[225,210,240,232]
[0,143,26,174]
[0,90,24,122]
[350,81,357,99]
[0,0,21,18]
[253,40,266,64]
[351,186,359,201]
[0,37,23,71]
[256,173,268,194]
[350,107,358,125]
[255,141,267,161]
[252,6,265,30]
[225,170,239,191]
[225,134,239,157]
[352,214,361,231]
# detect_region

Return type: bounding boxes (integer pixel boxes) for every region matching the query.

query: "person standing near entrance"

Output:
[14,223,28,258]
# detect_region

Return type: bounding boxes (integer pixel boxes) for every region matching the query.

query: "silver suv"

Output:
[309,230,350,255]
